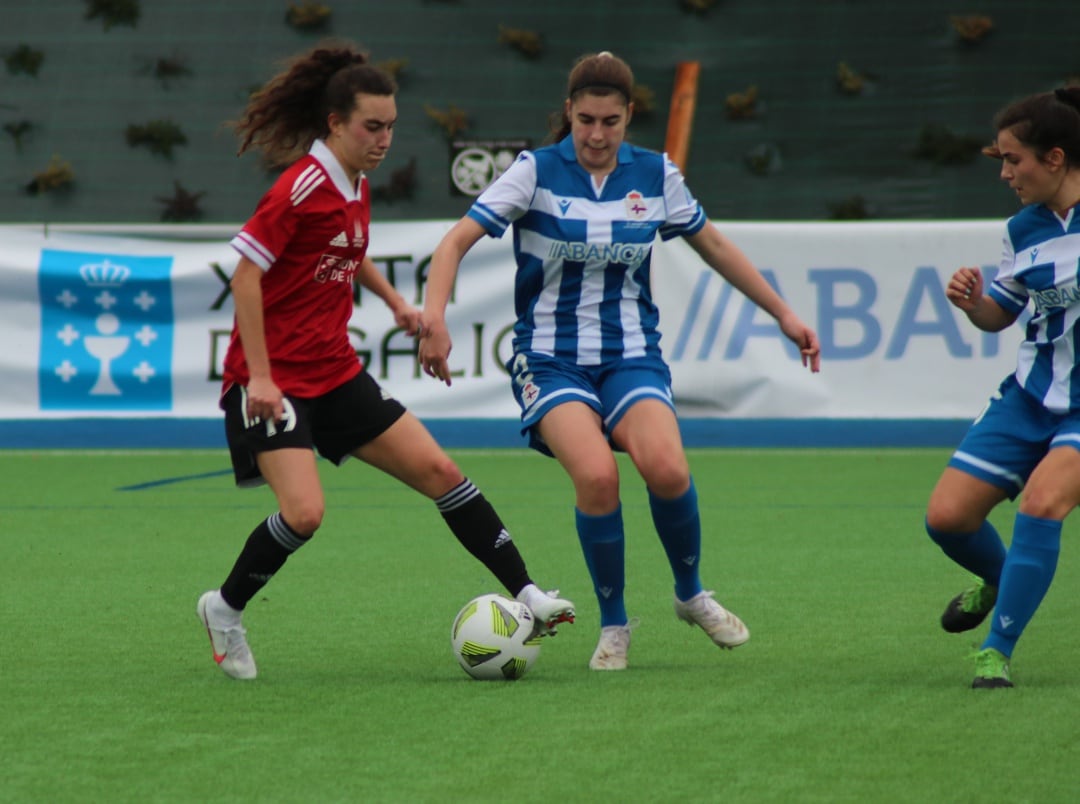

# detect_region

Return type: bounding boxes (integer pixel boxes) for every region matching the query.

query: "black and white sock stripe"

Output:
[267,512,307,552]
[434,479,480,513]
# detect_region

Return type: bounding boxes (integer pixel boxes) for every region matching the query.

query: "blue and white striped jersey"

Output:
[988,204,1080,413]
[467,136,707,365]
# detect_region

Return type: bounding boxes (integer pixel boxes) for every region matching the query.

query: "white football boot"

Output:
[516,584,575,636]
[589,620,639,671]
[197,590,257,680]
[673,590,749,648]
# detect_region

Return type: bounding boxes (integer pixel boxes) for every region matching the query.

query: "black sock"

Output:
[220,512,309,610]
[436,479,531,596]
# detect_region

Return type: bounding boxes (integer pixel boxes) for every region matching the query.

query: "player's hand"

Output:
[947,267,983,311]
[245,375,285,424]
[417,318,454,386]
[393,304,423,336]
[778,312,822,373]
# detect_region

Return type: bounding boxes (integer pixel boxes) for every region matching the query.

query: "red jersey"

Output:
[223,140,371,398]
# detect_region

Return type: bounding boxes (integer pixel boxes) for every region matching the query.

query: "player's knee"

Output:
[925,501,978,536]
[1017,486,1072,521]
[574,466,620,511]
[428,453,465,491]
[282,503,324,537]
[640,456,690,499]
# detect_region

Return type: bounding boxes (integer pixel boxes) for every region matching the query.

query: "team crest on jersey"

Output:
[313,254,360,284]
[624,190,648,220]
[521,381,540,409]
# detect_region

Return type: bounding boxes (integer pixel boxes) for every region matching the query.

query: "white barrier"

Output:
[0,220,1018,446]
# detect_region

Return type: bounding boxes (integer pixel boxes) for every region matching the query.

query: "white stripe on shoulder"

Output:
[291,165,325,207]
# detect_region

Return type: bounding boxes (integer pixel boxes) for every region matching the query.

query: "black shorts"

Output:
[222,371,407,487]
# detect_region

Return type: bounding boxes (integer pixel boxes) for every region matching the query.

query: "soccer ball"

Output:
[450,593,542,680]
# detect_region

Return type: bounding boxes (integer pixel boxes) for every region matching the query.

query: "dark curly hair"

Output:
[233,42,396,166]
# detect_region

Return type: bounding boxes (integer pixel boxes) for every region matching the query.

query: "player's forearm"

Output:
[964,296,1015,332]
[231,269,273,380]
[424,218,485,324]
[689,225,789,320]
[423,245,462,325]
[723,258,791,320]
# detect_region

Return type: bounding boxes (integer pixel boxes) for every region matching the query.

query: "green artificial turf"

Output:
[3,449,1078,802]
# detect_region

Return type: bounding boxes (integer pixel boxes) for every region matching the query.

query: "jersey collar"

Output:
[310,139,364,202]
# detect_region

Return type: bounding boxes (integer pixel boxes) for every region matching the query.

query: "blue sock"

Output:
[983,513,1061,658]
[926,519,1006,586]
[650,478,703,602]
[576,506,627,627]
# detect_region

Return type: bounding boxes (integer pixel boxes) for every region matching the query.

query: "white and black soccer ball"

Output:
[450,593,542,680]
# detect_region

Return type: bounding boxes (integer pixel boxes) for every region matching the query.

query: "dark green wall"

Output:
[2,0,1077,224]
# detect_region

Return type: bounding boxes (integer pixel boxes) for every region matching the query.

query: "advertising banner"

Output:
[654,221,1018,419]
[0,220,1019,445]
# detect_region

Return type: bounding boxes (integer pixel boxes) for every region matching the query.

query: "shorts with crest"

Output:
[507,351,675,457]
[222,371,406,487]
[948,374,1080,499]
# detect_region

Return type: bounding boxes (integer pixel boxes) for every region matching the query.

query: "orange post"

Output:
[664,61,701,174]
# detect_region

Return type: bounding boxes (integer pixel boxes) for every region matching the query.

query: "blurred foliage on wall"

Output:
[1,0,1077,224]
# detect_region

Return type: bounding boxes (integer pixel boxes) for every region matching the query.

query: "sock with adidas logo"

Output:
[220,512,310,610]
[436,479,530,596]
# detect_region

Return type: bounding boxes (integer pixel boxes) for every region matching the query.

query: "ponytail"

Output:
[233,42,394,166]
[1054,86,1080,114]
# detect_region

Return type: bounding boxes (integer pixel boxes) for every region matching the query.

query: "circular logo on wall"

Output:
[449,140,531,197]
[451,148,498,196]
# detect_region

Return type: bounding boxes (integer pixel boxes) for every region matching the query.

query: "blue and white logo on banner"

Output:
[38,249,174,411]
